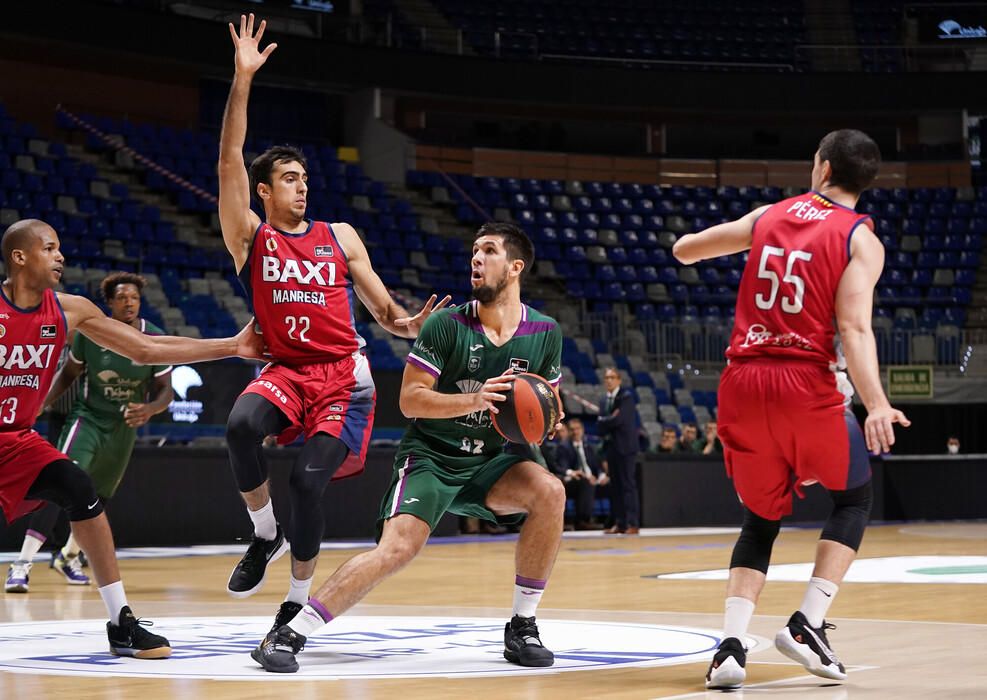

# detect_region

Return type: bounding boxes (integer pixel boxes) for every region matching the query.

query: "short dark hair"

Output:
[101,272,146,302]
[475,222,535,279]
[817,129,881,195]
[248,145,308,205]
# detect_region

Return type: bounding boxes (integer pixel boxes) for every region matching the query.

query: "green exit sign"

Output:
[887,366,933,399]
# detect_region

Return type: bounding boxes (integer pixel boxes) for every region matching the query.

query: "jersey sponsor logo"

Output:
[786,200,833,222]
[271,289,327,306]
[509,357,529,373]
[254,379,289,405]
[265,237,278,252]
[0,325,5,338]
[0,343,56,371]
[40,325,57,339]
[315,244,334,258]
[455,378,492,429]
[0,615,734,680]
[469,343,484,351]
[94,369,144,402]
[262,256,337,287]
[739,324,812,351]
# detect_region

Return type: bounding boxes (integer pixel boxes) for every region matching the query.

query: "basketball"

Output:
[491,372,562,445]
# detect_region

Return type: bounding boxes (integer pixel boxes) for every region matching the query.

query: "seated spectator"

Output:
[657,426,680,453]
[553,418,606,530]
[702,421,723,455]
[946,435,961,455]
[678,422,705,453]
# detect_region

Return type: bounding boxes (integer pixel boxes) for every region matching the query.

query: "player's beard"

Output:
[471,268,509,304]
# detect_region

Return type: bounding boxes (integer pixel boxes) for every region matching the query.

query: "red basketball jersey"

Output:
[239,221,366,365]
[725,192,873,366]
[0,287,67,431]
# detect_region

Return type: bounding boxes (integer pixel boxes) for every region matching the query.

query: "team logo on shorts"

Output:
[315,245,334,258]
[266,237,278,252]
[329,404,343,412]
[40,325,57,339]
[509,357,529,374]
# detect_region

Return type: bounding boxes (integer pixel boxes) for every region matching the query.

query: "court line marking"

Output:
[654,665,879,699]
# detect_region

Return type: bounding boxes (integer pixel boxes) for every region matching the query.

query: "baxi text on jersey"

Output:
[0,343,56,371]
[262,256,337,286]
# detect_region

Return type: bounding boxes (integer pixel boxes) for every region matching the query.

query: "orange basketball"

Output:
[492,373,562,445]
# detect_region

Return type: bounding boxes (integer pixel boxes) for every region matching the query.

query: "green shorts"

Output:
[57,409,137,500]
[376,450,526,541]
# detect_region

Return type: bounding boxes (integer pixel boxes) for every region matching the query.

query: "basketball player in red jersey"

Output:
[674,130,910,689]
[0,219,265,658]
[218,14,450,629]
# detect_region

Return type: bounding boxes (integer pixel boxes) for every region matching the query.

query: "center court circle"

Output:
[0,615,756,680]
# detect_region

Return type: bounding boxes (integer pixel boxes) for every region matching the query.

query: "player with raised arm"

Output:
[673,130,910,689]
[0,219,264,658]
[217,14,449,633]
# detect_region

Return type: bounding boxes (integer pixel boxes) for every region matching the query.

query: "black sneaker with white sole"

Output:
[503,615,554,667]
[227,525,289,598]
[251,624,306,673]
[774,611,847,681]
[705,636,747,689]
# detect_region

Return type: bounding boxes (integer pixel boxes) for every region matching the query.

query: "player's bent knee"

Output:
[729,507,780,574]
[821,481,872,551]
[33,459,104,522]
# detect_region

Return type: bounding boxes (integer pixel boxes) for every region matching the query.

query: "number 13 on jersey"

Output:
[755,246,813,314]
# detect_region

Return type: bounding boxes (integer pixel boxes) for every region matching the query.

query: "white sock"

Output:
[285,574,313,606]
[287,599,332,638]
[62,533,81,558]
[800,576,839,628]
[19,531,45,563]
[512,575,546,619]
[248,500,277,541]
[98,581,129,625]
[723,596,756,642]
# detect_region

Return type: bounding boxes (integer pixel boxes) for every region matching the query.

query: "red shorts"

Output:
[240,352,376,481]
[717,359,871,520]
[0,429,69,525]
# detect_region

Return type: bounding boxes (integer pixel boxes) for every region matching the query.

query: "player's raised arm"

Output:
[58,294,267,366]
[218,13,276,271]
[672,204,770,265]
[334,223,452,338]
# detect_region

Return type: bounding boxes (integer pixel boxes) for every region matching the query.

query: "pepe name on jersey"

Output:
[0,343,57,390]
[262,256,338,307]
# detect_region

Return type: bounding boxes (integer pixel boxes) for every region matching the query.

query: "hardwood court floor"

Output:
[1,522,985,699]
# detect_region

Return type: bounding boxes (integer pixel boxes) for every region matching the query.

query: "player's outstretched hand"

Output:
[864,405,911,454]
[235,318,269,361]
[229,13,277,76]
[474,371,515,415]
[393,294,454,337]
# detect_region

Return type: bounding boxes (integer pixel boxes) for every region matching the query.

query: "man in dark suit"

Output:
[597,367,640,535]
[553,418,606,530]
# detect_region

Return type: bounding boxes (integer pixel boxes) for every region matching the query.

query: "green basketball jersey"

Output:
[403,301,562,467]
[71,318,172,420]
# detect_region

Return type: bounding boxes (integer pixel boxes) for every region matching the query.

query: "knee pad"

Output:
[730,507,781,573]
[227,394,291,492]
[821,481,872,551]
[28,460,103,522]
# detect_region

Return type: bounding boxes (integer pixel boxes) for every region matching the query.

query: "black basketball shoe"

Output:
[107,606,172,659]
[774,611,847,681]
[503,615,555,667]
[251,624,306,673]
[269,601,304,635]
[705,636,747,689]
[227,525,289,598]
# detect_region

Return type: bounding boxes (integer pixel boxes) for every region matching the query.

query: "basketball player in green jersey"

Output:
[252,222,567,673]
[7,273,172,591]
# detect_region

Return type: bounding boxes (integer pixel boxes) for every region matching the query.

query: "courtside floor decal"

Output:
[0,616,765,680]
